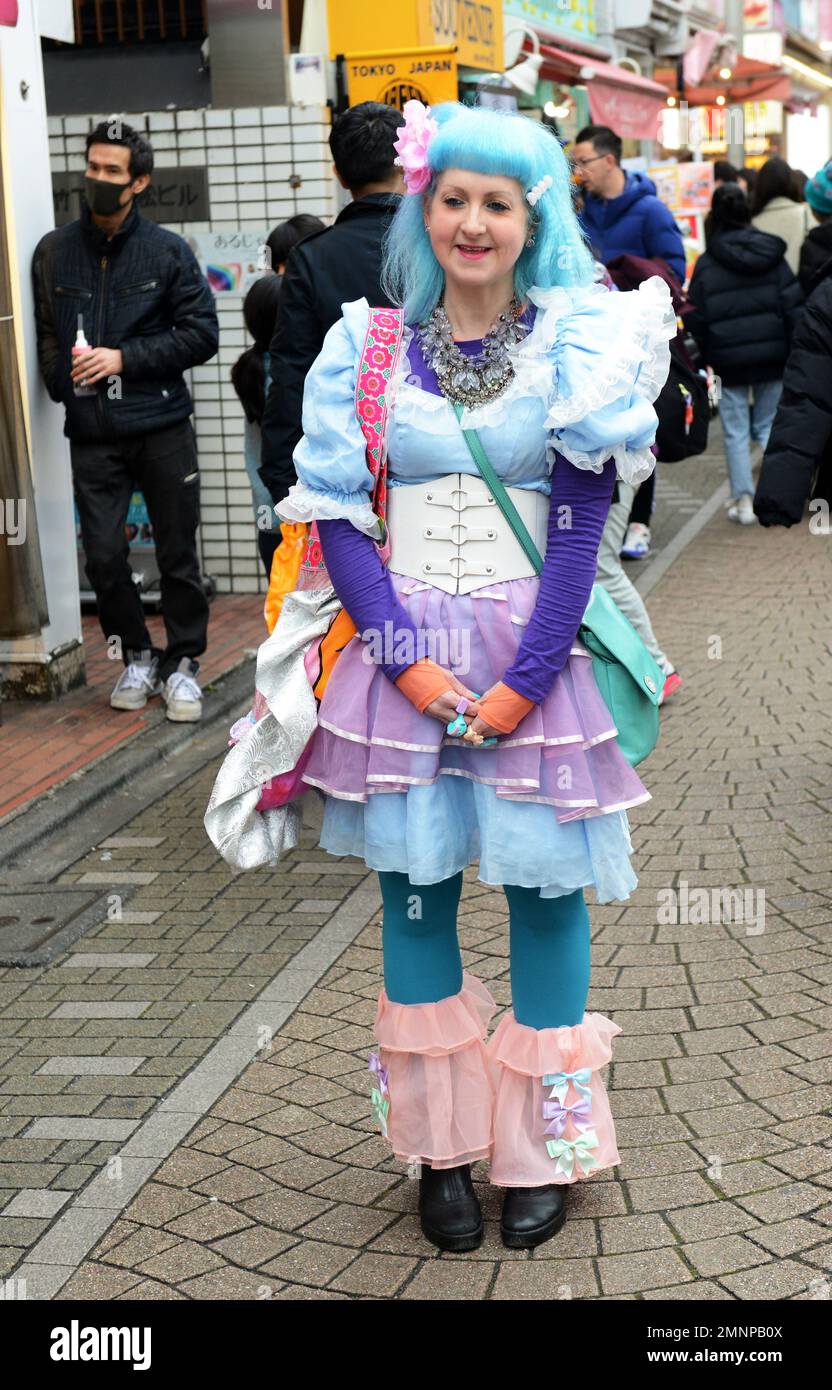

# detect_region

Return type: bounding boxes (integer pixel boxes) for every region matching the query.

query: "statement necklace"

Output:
[417,297,529,408]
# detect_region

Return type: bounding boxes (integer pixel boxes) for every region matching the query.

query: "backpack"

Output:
[654,339,709,462]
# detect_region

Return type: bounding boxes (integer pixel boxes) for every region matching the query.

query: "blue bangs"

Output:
[382,103,594,324]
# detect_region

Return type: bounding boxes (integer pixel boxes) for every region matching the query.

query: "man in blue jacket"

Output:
[33,121,219,721]
[572,124,686,284]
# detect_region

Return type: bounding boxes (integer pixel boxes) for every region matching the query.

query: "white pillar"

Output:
[0,0,84,696]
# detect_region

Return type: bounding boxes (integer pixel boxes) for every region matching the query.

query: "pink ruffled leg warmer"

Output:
[486,1011,622,1187]
[369,972,498,1170]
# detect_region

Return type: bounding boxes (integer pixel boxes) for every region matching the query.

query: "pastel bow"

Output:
[543,1068,592,1104]
[542,1096,593,1139]
[545,1130,599,1179]
[368,1052,389,1096]
[370,1087,389,1137]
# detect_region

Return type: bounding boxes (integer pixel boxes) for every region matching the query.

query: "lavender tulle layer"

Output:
[303,571,650,902]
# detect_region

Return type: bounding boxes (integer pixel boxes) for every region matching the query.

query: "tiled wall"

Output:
[47,105,337,595]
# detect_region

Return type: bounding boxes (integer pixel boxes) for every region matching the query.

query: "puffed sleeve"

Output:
[541,276,677,486]
[276,298,382,539]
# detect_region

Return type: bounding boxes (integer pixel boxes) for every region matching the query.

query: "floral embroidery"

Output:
[300,306,404,573]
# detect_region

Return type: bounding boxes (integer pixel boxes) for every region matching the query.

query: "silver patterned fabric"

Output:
[204,583,342,870]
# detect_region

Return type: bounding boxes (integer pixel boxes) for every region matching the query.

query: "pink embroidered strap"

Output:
[300,306,405,574]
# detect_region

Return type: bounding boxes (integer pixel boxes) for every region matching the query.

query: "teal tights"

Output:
[378,870,591,1029]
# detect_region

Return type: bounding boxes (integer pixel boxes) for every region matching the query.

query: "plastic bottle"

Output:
[72,315,96,397]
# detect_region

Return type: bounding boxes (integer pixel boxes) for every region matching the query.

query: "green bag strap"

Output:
[452,402,544,576]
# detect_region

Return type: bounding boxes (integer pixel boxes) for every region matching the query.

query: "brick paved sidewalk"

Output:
[0,597,267,823]
[3,502,832,1300]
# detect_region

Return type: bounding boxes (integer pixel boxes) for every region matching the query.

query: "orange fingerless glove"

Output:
[476,681,535,734]
[394,660,480,716]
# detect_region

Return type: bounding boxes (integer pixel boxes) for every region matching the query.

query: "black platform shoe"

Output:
[418,1162,484,1252]
[500,1184,568,1249]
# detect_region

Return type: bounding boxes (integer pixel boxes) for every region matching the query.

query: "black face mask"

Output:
[84,176,133,217]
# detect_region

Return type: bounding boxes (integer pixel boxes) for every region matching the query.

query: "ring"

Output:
[455,697,470,715]
[446,714,468,737]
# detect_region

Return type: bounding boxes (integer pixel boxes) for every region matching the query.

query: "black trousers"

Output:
[628,471,656,527]
[71,419,209,681]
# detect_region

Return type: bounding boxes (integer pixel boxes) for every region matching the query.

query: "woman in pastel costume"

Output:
[229,102,674,1251]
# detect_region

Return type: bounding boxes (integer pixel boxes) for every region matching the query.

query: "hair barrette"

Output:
[526,174,553,207]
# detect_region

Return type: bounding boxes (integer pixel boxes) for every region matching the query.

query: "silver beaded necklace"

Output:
[417,297,529,408]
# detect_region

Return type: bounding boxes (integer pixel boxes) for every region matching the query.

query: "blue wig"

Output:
[382,103,594,324]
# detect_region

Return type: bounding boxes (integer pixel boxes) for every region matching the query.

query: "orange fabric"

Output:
[395,659,479,715]
[310,607,358,702]
[263,522,308,633]
[476,681,535,735]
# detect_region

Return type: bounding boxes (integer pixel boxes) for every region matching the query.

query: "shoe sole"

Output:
[501,1204,568,1249]
[110,691,161,711]
[163,705,202,723]
[620,551,650,561]
[419,1216,484,1252]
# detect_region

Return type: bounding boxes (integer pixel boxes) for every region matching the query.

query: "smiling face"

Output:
[425,168,530,301]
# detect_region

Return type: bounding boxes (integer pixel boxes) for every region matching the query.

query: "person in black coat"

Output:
[797,161,832,295]
[686,183,803,525]
[754,258,832,527]
[32,120,219,720]
[259,104,404,509]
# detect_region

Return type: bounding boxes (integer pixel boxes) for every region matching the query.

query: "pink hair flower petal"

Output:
[393,100,439,195]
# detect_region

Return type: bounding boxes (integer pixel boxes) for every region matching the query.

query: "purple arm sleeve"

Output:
[316,517,420,683]
[502,454,617,704]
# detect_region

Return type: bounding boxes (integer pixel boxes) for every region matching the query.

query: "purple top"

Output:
[316,323,616,704]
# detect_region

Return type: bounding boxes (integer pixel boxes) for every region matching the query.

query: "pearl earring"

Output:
[526,235,535,247]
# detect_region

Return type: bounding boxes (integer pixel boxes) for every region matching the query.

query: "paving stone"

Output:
[719,1260,816,1299]
[627,1173,719,1213]
[736,1182,825,1223]
[122,1182,207,1228]
[260,1239,358,1288]
[135,1239,226,1283]
[3,1188,73,1218]
[178,1265,276,1299]
[238,1189,334,1231]
[55,1263,147,1300]
[491,1259,598,1300]
[745,1218,830,1257]
[681,1234,769,1277]
[210,1227,297,1268]
[297,1202,399,1248]
[598,1214,676,1255]
[667,1202,761,1242]
[597,1246,693,1295]
[164,1201,255,1242]
[403,1261,496,1299]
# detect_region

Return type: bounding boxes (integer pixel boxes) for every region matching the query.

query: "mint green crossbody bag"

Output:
[453,404,662,768]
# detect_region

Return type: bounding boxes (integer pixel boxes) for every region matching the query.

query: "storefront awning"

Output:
[537,43,668,141]
[654,54,792,106]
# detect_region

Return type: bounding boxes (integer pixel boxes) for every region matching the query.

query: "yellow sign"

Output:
[418,1,502,72]
[328,0,503,73]
[345,45,459,109]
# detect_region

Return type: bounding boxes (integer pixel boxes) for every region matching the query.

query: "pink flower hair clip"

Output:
[393,100,439,195]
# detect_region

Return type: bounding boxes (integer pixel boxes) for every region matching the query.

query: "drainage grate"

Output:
[0,887,110,966]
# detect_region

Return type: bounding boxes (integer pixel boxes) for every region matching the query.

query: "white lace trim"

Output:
[548,438,659,488]
[544,278,675,425]
[384,279,675,484]
[276,479,383,539]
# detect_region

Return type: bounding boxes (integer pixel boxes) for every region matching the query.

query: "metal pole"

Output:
[724,0,746,168]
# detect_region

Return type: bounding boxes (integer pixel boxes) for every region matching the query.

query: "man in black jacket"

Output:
[259,103,403,509]
[32,120,219,720]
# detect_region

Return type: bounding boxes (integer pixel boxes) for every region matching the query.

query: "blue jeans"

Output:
[719,380,783,499]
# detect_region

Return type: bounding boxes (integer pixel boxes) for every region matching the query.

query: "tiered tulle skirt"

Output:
[301,572,650,902]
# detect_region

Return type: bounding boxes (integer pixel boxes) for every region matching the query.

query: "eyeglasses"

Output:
[572,154,607,170]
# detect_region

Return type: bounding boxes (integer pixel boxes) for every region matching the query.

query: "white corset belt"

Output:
[385,474,550,596]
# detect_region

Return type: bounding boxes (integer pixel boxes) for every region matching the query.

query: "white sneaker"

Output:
[110,653,162,711]
[727,493,756,525]
[620,522,651,559]
[161,659,203,722]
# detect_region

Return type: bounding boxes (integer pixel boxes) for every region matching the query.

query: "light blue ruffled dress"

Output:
[277,279,676,902]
